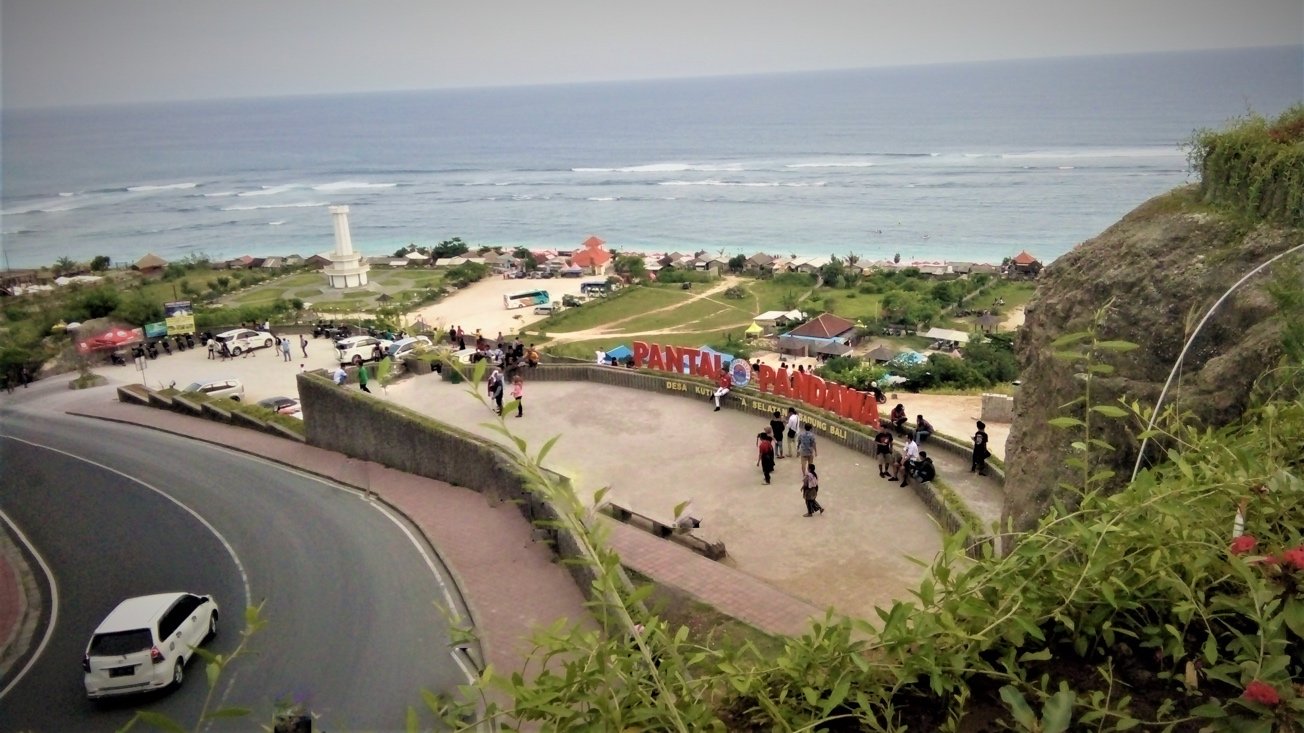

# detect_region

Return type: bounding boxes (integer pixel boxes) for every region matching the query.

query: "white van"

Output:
[533,303,556,315]
[83,592,219,699]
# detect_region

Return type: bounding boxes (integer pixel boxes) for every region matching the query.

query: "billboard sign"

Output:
[164,300,195,335]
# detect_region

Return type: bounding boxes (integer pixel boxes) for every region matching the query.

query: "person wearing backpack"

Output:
[756,429,776,484]
[769,411,787,459]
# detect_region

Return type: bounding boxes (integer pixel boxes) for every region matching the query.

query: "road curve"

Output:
[0,406,472,731]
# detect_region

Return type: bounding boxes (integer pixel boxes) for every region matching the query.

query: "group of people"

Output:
[485,368,526,417]
[447,325,540,371]
[874,426,937,487]
[751,407,824,517]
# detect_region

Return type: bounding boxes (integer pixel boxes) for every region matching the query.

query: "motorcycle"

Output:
[185,333,195,349]
[110,350,127,366]
[145,342,159,359]
[160,339,172,355]
[173,335,186,352]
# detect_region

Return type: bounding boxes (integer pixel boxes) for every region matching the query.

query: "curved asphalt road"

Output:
[0,404,472,731]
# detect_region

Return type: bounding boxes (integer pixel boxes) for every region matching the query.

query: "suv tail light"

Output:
[82,655,90,672]
[150,646,164,664]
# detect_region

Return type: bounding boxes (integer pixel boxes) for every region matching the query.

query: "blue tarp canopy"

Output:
[891,350,927,366]
[698,345,735,364]
[606,344,633,360]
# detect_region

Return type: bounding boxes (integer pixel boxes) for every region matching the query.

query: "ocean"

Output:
[2,45,1300,271]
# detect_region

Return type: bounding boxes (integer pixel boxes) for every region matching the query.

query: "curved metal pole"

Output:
[1131,241,1304,482]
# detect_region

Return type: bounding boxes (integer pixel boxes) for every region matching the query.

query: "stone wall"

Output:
[297,373,603,594]
[981,393,1015,423]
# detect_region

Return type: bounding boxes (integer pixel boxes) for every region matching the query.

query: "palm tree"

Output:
[53,256,78,276]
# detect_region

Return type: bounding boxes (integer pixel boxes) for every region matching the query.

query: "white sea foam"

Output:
[58,192,76,197]
[785,161,876,168]
[310,181,398,192]
[127,182,199,192]
[268,220,287,226]
[221,202,328,211]
[587,196,619,201]
[237,184,297,197]
[657,180,825,187]
[1058,166,1076,170]
[573,163,744,173]
[203,191,237,198]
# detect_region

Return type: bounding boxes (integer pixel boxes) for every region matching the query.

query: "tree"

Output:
[819,256,846,288]
[53,256,78,276]
[89,255,112,272]
[74,287,121,319]
[614,255,646,281]
[433,237,470,259]
[727,254,747,273]
[893,252,901,264]
[930,280,965,308]
[114,294,163,326]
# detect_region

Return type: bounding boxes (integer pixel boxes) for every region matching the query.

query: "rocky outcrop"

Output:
[1003,185,1302,537]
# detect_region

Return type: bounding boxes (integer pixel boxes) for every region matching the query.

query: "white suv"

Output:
[83,592,219,699]
[335,335,392,366]
[181,378,245,401]
[213,328,274,357]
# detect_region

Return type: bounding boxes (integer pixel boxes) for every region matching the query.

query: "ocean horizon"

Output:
[2,45,1301,271]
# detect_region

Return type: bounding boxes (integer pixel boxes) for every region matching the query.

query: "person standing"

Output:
[711,367,731,412]
[769,411,787,459]
[875,427,895,478]
[797,422,818,474]
[220,342,232,361]
[281,337,292,362]
[971,421,990,476]
[801,463,824,517]
[357,363,372,393]
[300,334,309,358]
[21,366,31,387]
[756,429,776,484]
[511,374,524,417]
[785,408,800,458]
[487,368,504,414]
[207,340,216,360]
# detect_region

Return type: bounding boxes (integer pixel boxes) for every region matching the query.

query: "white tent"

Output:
[923,327,971,344]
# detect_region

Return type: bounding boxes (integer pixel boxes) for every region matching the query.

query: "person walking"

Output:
[785,408,800,458]
[796,422,818,474]
[756,429,776,484]
[300,334,309,358]
[280,337,292,362]
[801,462,824,517]
[207,340,216,360]
[769,411,787,459]
[487,368,505,414]
[875,426,895,479]
[971,421,991,476]
[220,342,232,361]
[357,363,371,393]
[511,374,524,417]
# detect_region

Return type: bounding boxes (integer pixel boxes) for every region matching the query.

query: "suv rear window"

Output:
[89,629,153,656]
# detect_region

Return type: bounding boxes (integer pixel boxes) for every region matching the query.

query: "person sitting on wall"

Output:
[624,355,636,368]
[912,451,936,483]
[915,414,934,443]
[870,381,886,404]
[712,367,732,412]
[526,345,540,368]
[890,403,909,433]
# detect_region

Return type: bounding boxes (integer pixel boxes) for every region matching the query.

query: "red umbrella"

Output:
[76,326,144,353]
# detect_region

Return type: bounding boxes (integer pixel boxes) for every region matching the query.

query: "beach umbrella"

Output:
[76,325,144,353]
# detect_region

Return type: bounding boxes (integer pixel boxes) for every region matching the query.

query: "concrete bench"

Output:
[600,502,727,561]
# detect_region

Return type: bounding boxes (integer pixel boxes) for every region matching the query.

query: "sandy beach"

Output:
[408,275,591,338]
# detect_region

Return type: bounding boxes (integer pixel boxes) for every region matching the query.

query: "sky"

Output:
[2,0,1302,108]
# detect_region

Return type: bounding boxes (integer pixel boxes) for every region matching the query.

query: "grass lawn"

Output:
[229,288,288,305]
[538,287,691,333]
[826,291,883,323]
[965,280,1036,312]
[615,297,738,333]
[744,278,815,313]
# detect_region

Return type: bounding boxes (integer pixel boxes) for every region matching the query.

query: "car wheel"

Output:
[207,611,218,641]
[232,347,243,357]
[172,660,185,688]
[264,338,274,348]
[230,396,240,402]
[352,355,363,366]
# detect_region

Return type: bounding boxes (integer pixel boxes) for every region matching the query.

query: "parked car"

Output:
[257,396,302,419]
[181,378,244,401]
[386,335,433,360]
[83,592,219,699]
[212,328,274,357]
[533,303,556,315]
[335,335,393,366]
[561,294,584,308]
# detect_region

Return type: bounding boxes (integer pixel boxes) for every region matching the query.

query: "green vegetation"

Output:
[1191,104,1304,227]
[424,318,1304,732]
[539,288,691,333]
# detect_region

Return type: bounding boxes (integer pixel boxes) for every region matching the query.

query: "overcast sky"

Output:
[3,0,1301,108]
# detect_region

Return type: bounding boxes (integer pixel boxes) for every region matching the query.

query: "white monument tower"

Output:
[323,205,370,289]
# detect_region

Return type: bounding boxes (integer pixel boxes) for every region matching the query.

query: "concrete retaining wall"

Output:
[981,393,1015,423]
[115,387,305,443]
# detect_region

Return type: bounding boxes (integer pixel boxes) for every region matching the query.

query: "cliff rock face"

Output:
[1003,185,1301,534]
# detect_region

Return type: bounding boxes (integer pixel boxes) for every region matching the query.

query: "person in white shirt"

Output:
[332,366,347,386]
[785,408,800,458]
[901,434,921,487]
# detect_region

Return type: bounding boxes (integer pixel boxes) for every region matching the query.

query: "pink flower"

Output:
[1276,546,1304,571]
[1229,535,1257,555]
[1242,680,1281,706]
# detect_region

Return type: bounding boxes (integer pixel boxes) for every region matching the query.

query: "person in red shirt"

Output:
[712,368,732,412]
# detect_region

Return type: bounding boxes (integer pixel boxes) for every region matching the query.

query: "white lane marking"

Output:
[0,434,253,632]
[230,453,479,684]
[0,508,59,702]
